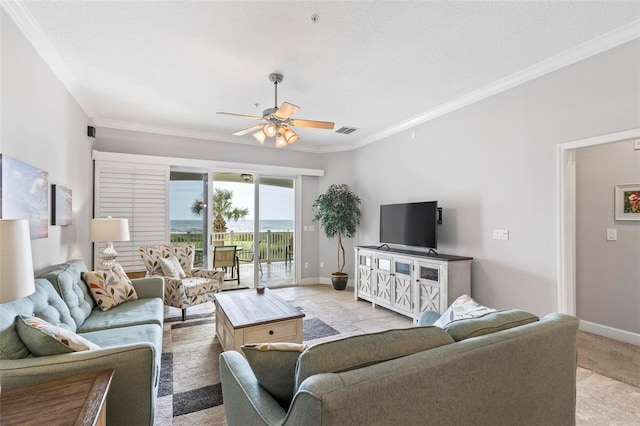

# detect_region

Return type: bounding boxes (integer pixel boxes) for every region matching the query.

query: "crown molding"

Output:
[351,20,640,150]
[95,118,336,154]
[1,0,96,118]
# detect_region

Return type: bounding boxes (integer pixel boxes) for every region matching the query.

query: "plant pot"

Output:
[330,272,349,290]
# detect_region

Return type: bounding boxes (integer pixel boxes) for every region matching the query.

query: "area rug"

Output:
[155,311,340,425]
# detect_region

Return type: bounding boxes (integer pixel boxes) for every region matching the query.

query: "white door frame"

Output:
[556,128,640,344]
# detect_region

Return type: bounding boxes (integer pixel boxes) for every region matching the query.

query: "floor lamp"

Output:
[90,217,130,270]
[0,219,36,303]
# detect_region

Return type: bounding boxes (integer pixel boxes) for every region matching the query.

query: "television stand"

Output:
[354,246,472,322]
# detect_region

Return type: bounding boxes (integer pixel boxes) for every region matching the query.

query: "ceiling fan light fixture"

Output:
[253,131,266,144]
[282,126,299,145]
[263,123,277,138]
[275,131,287,148]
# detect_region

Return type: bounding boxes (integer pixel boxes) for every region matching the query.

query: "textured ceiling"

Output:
[7,1,640,152]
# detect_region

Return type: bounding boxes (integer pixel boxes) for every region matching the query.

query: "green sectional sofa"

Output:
[220,311,580,426]
[0,260,164,426]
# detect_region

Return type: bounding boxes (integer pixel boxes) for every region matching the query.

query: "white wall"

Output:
[345,40,640,317]
[1,10,93,271]
[576,139,639,333]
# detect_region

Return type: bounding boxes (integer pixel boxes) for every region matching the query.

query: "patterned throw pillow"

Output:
[16,315,99,356]
[158,254,187,279]
[433,294,496,328]
[82,264,138,311]
[242,342,307,408]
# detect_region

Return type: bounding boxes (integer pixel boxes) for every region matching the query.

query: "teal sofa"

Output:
[220,311,579,426]
[0,260,164,426]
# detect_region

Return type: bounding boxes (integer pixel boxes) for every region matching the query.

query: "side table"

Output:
[0,369,114,426]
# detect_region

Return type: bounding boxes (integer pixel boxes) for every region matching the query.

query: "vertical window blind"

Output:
[94,161,170,272]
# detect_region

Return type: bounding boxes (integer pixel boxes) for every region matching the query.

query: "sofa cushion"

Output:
[294,327,454,392]
[443,309,540,341]
[0,279,77,360]
[77,298,164,333]
[242,342,307,408]
[179,277,218,297]
[433,294,496,328]
[82,265,138,311]
[158,255,186,279]
[16,315,100,356]
[79,323,163,383]
[40,259,94,328]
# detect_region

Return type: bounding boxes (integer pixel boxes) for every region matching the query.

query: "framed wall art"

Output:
[51,184,72,226]
[0,154,49,239]
[615,184,640,221]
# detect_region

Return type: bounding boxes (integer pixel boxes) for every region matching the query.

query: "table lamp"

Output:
[90,216,130,269]
[0,219,36,303]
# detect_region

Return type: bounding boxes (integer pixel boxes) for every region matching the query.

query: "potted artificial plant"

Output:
[313,184,362,290]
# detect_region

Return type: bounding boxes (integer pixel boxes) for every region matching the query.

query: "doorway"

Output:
[210,172,296,288]
[259,175,296,287]
[169,171,208,267]
[557,128,640,345]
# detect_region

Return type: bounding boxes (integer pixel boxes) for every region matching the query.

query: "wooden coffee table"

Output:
[214,288,305,352]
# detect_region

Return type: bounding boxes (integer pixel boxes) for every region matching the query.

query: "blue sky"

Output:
[170,180,294,221]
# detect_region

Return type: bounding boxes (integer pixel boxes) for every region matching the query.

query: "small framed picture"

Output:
[51,184,72,226]
[615,184,640,221]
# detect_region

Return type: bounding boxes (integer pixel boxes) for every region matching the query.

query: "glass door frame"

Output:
[207,171,302,288]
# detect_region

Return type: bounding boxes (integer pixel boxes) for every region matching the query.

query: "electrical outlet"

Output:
[635,139,640,150]
[304,262,309,269]
[492,229,509,241]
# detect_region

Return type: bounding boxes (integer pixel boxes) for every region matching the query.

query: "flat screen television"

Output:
[380,201,439,249]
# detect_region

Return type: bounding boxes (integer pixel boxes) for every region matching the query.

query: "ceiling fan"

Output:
[217,73,335,147]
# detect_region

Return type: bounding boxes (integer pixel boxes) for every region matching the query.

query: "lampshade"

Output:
[253,131,267,144]
[263,123,277,138]
[282,126,299,145]
[0,219,36,303]
[90,217,130,242]
[275,131,287,148]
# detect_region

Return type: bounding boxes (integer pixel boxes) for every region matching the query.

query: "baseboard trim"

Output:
[299,277,355,287]
[579,320,640,346]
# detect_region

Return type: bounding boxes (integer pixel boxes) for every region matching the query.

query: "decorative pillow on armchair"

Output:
[82,264,138,311]
[16,315,99,356]
[433,294,496,328]
[158,254,187,279]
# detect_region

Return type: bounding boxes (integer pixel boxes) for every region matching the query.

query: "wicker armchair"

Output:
[139,243,224,320]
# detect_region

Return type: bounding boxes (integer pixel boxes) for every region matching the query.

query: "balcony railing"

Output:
[170,230,293,266]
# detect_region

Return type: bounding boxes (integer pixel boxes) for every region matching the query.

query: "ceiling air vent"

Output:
[335,126,358,135]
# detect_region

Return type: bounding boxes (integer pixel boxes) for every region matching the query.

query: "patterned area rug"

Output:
[155,303,340,425]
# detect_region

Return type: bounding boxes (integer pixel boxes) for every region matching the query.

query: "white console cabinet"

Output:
[355,246,472,322]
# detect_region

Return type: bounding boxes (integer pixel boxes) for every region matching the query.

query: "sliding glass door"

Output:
[259,175,295,287]
[169,171,208,267]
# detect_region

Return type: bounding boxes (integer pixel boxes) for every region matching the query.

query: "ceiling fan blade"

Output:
[217,112,264,120]
[290,119,335,130]
[275,102,299,119]
[233,124,264,136]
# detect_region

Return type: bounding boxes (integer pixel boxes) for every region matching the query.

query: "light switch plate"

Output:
[607,229,617,241]
[492,229,509,240]
[635,139,640,150]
